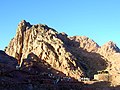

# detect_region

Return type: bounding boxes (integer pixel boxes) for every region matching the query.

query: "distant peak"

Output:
[69,36,99,52]
[103,41,117,47]
[101,41,120,52]
[106,41,115,44]
[70,36,98,45]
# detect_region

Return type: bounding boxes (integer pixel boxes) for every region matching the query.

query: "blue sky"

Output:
[0,0,120,50]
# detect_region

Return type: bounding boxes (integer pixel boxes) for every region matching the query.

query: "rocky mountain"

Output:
[69,36,108,77]
[4,20,120,86]
[98,41,120,85]
[5,20,83,79]
[70,36,120,85]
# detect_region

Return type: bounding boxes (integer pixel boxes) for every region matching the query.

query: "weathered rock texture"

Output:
[69,36,108,77]
[5,20,83,79]
[97,41,120,85]
[69,37,120,85]
[5,20,120,86]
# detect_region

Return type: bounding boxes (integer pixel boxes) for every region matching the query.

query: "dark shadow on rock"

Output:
[88,81,111,88]
[0,51,119,89]
[84,81,120,90]
[21,52,63,76]
[57,34,108,78]
[0,50,18,66]
[21,52,75,78]
[0,50,18,75]
[0,52,85,89]
[113,85,120,90]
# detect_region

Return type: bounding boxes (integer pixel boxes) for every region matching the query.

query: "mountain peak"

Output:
[101,41,120,53]
[19,20,27,24]
[69,36,99,52]
[105,41,115,46]
[5,20,84,79]
[17,20,32,32]
[4,20,120,86]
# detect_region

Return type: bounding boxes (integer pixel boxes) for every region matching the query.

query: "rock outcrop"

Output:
[5,20,83,79]
[5,20,120,86]
[98,41,120,56]
[69,36,108,78]
[69,36,120,85]
[97,41,120,85]
[69,36,99,52]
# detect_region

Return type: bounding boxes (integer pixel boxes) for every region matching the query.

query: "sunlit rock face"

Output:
[69,36,99,52]
[97,41,120,85]
[5,20,120,85]
[5,20,84,79]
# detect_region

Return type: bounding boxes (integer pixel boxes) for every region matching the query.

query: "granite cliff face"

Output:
[5,20,120,86]
[5,20,83,79]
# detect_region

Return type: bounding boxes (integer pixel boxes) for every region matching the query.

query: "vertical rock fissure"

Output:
[19,30,24,67]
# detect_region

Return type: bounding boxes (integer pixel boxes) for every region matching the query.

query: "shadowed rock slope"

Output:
[5,20,120,86]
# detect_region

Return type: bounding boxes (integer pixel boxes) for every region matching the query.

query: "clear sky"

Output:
[0,0,120,50]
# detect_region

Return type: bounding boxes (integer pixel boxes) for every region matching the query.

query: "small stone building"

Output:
[94,71,111,81]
